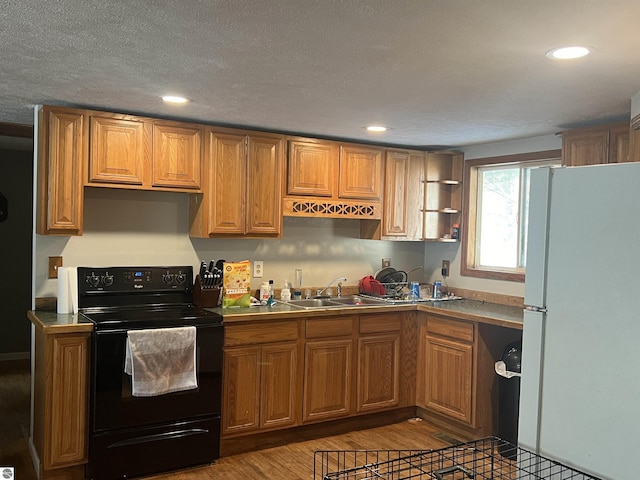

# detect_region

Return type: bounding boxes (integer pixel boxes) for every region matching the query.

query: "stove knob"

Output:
[163,273,175,284]
[87,274,100,287]
[102,274,114,287]
[176,273,187,284]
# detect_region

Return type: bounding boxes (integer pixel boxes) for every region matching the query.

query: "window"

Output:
[461,150,561,282]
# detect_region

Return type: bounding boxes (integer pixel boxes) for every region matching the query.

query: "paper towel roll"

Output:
[57,266,70,314]
[68,267,78,314]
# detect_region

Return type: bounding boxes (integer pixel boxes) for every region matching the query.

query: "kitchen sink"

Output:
[281,295,387,310]
[329,295,387,306]
[281,298,343,309]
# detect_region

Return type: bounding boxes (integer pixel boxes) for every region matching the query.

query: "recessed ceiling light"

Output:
[545,46,591,60]
[161,95,190,104]
[365,125,388,132]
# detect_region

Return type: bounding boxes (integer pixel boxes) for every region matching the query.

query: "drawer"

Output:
[225,321,299,346]
[359,313,402,334]
[426,316,474,343]
[306,316,356,339]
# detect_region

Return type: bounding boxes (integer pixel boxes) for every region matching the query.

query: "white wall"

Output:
[34,134,563,302]
[422,134,562,297]
[34,187,426,298]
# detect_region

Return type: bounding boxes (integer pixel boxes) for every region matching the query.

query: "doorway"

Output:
[0,132,33,357]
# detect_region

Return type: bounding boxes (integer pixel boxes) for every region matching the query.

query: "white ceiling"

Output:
[2,0,640,148]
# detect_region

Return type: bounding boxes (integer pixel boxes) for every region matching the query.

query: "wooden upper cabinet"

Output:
[152,123,202,189]
[339,145,383,200]
[562,129,609,166]
[190,128,284,238]
[287,139,338,196]
[561,122,629,166]
[210,132,247,234]
[87,113,202,191]
[383,150,425,240]
[383,151,409,236]
[36,106,87,235]
[89,115,148,185]
[246,135,283,235]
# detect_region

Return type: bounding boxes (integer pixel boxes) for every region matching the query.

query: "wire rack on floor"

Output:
[314,436,602,479]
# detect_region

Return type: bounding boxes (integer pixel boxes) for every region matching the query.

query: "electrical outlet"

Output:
[441,260,450,277]
[382,258,391,268]
[48,256,63,279]
[253,260,264,278]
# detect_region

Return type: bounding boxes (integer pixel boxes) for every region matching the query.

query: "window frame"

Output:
[461,149,561,282]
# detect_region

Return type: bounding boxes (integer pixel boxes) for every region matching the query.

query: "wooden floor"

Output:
[1,359,457,480]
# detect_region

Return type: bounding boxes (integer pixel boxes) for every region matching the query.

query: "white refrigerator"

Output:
[519,162,640,480]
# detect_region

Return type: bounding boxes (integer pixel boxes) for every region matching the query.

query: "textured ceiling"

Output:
[1,0,640,148]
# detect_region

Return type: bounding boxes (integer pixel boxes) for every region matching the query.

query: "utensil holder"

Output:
[193,275,221,308]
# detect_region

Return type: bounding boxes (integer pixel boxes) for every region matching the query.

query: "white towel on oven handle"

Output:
[124,326,198,397]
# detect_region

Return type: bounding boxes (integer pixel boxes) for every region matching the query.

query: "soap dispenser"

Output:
[280,280,291,301]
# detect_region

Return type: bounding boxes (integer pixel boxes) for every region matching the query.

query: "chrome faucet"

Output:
[316,277,347,298]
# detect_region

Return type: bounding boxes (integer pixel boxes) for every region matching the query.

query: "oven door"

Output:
[91,323,223,433]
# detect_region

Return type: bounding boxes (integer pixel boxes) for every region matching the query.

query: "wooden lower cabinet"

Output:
[36,106,87,235]
[303,316,355,422]
[357,313,402,412]
[222,320,300,437]
[303,338,353,422]
[423,333,473,423]
[417,315,475,426]
[32,326,90,480]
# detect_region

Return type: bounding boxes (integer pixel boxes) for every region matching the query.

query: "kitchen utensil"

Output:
[358,276,386,296]
[374,267,396,282]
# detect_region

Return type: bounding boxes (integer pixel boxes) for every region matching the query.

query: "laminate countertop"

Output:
[209,298,523,330]
[28,298,523,332]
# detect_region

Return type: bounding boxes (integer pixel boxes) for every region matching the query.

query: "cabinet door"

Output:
[222,347,261,435]
[47,333,89,468]
[209,132,247,234]
[37,107,86,235]
[383,151,409,237]
[423,334,473,425]
[357,334,400,412]
[610,124,630,163]
[152,123,202,189]
[287,140,338,196]
[303,339,352,422]
[246,135,283,235]
[89,115,147,185]
[260,343,298,429]
[339,145,383,200]
[383,151,425,239]
[562,130,609,166]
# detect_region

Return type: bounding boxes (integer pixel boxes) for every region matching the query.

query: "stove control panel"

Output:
[78,266,193,294]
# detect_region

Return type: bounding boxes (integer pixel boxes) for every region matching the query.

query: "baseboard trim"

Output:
[0,351,30,361]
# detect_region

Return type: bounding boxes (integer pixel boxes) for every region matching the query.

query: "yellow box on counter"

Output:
[222,261,251,308]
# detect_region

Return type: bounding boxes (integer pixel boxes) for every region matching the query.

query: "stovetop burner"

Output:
[77,266,222,330]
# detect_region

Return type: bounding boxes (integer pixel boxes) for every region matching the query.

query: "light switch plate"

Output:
[253,260,264,278]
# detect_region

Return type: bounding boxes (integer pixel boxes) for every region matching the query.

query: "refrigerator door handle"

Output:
[524,305,548,314]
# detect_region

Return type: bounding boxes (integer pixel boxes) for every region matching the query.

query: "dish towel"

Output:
[124,326,197,397]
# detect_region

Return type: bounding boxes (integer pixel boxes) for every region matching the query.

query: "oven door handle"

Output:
[107,428,210,449]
